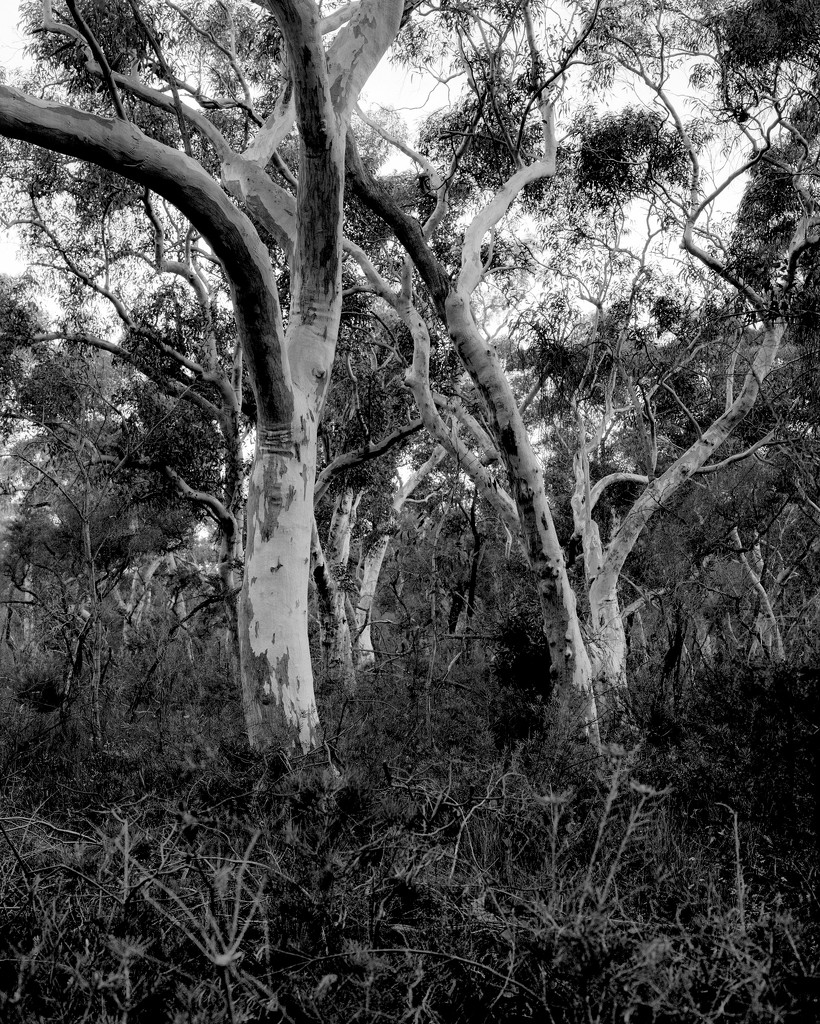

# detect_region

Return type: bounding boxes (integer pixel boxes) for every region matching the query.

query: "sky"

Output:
[0,0,24,66]
[0,0,26,275]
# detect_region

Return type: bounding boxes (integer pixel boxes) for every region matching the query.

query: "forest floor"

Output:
[0,647,818,1023]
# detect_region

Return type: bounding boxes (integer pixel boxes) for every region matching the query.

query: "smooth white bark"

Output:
[355,446,447,667]
[730,528,785,663]
[240,394,319,751]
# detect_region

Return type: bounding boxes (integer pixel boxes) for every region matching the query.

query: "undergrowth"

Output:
[0,641,818,1022]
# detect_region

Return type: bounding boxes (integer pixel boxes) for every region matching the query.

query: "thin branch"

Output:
[65,0,129,121]
[314,419,424,502]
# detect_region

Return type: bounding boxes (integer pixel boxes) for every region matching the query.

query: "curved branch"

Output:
[345,133,451,314]
[314,418,423,502]
[35,331,222,422]
[693,429,782,475]
[162,465,236,535]
[325,0,404,121]
[0,85,290,426]
[589,473,649,512]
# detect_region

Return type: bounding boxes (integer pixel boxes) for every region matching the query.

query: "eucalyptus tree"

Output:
[342,0,820,733]
[0,0,405,750]
[3,0,819,751]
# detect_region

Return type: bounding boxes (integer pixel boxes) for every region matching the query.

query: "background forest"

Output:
[0,0,818,1021]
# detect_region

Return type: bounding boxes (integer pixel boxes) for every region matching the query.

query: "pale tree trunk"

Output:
[0,577,13,650]
[437,96,601,730]
[328,488,359,568]
[588,572,629,722]
[20,565,34,645]
[730,528,785,663]
[234,0,403,750]
[240,391,322,751]
[312,486,359,688]
[570,417,646,723]
[236,83,347,745]
[394,271,600,738]
[355,446,446,667]
[166,552,195,664]
[355,534,390,668]
[445,291,600,738]
[311,514,356,692]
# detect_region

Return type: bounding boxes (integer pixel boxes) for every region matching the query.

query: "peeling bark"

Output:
[240,406,319,752]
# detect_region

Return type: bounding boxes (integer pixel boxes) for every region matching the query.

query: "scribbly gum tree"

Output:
[572,1,820,714]
[0,0,404,750]
[344,2,604,738]
[3,0,819,751]
[345,0,820,733]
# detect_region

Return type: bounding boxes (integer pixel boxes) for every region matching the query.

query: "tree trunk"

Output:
[311,519,356,691]
[571,439,630,725]
[354,446,447,669]
[20,565,34,645]
[130,555,164,639]
[445,290,600,741]
[731,527,785,663]
[0,0,407,756]
[355,533,391,668]
[328,487,359,568]
[588,572,629,725]
[239,402,321,752]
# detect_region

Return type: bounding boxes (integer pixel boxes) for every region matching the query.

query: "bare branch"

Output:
[314,418,424,502]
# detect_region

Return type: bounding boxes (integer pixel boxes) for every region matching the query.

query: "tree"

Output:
[341,0,820,734]
[3,0,819,750]
[0,0,404,750]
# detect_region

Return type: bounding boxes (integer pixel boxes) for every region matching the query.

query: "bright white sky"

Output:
[0,0,24,65]
[0,0,26,274]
